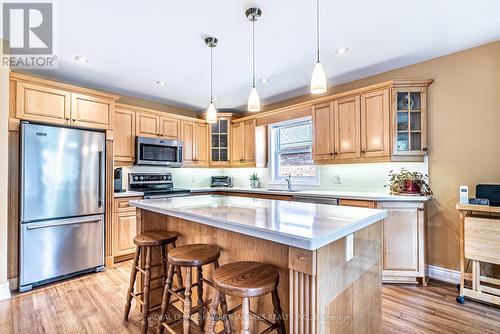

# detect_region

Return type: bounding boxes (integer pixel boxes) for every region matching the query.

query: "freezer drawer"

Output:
[20,215,104,289]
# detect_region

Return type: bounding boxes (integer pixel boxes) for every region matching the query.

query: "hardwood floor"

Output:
[1,261,499,333]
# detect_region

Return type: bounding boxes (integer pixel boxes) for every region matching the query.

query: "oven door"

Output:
[136,137,183,167]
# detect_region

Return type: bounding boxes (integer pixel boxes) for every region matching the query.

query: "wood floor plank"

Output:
[1,261,499,333]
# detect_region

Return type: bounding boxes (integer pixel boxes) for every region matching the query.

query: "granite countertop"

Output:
[129,195,387,250]
[189,187,431,202]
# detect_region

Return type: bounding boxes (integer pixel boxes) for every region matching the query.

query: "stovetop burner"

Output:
[129,172,191,199]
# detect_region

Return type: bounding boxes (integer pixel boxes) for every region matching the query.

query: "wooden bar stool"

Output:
[124,230,180,334]
[157,243,224,334]
[207,261,286,334]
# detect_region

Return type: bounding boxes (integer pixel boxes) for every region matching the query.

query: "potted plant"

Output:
[249,173,260,188]
[386,168,433,196]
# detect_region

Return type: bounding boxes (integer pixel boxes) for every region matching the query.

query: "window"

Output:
[269,118,318,184]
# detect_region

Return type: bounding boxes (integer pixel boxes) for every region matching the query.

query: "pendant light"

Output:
[246,7,262,112]
[205,37,218,123]
[310,0,327,94]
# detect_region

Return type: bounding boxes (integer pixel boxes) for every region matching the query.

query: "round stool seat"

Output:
[168,243,220,267]
[133,230,178,247]
[212,261,279,298]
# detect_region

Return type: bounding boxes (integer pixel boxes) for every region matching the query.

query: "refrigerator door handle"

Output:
[98,151,103,208]
[26,215,103,230]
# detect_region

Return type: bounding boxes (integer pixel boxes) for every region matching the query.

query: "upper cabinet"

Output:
[231,120,256,166]
[160,117,180,139]
[136,111,160,138]
[114,107,136,163]
[334,95,361,159]
[181,120,209,167]
[210,117,230,166]
[361,88,390,157]
[392,87,427,155]
[12,74,118,129]
[312,102,335,160]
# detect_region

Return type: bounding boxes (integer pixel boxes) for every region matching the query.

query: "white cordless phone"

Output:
[459,186,469,204]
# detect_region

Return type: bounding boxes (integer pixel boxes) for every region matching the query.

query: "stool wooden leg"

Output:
[196,266,205,329]
[160,245,167,288]
[141,246,152,334]
[124,246,140,321]
[272,289,286,334]
[172,242,184,288]
[241,297,251,334]
[157,264,175,334]
[214,260,232,333]
[183,267,193,334]
[206,289,220,334]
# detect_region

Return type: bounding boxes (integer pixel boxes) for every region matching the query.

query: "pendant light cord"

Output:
[316,0,320,62]
[210,45,213,102]
[252,18,256,88]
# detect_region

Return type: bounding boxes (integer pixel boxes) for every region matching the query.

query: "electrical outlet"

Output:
[330,174,342,185]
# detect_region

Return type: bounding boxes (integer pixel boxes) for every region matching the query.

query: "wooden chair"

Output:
[207,261,286,334]
[157,243,226,334]
[123,230,180,334]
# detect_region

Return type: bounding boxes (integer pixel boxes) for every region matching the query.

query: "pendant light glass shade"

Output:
[310,61,327,94]
[206,101,217,123]
[247,86,261,112]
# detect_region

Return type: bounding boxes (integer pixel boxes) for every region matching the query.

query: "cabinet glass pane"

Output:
[410,92,421,110]
[411,132,422,151]
[212,149,219,161]
[211,122,219,133]
[410,112,421,131]
[397,133,409,151]
[397,92,410,111]
[220,148,228,161]
[397,112,409,131]
[219,119,228,133]
[220,134,228,148]
[212,135,219,147]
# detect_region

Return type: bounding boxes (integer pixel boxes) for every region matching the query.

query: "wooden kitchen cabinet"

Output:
[16,82,71,125]
[159,116,180,139]
[312,102,335,160]
[334,95,361,159]
[377,201,427,284]
[231,119,256,166]
[361,88,390,157]
[71,93,113,129]
[136,111,160,137]
[113,197,142,260]
[392,86,428,155]
[210,117,231,166]
[339,198,375,208]
[181,120,209,166]
[114,107,136,163]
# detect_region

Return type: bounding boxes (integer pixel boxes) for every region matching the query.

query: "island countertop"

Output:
[129,194,387,250]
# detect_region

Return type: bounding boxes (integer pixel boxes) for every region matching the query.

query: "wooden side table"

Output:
[456,203,500,305]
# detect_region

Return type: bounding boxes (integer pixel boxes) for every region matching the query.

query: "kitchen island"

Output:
[129,195,387,333]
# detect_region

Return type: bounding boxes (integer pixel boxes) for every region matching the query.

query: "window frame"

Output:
[268,117,320,186]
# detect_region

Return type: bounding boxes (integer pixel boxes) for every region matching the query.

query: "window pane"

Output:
[279,123,312,150]
[279,151,315,177]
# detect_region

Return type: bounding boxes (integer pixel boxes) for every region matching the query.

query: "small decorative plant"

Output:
[385,168,433,196]
[249,173,260,188]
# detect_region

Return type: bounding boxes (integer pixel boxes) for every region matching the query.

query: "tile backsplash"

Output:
[120,158,428,193]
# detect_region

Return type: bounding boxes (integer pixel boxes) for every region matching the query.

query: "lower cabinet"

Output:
[113,197,142,260]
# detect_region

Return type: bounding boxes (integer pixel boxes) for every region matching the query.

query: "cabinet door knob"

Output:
[361,150,366,154]
[329,152,334,156]
[65,117,70,121]
[72,118,77,122]
[423,147,428,152]
[334,152,338,156]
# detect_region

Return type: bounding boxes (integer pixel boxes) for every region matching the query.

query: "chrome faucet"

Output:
[285,174,292,191]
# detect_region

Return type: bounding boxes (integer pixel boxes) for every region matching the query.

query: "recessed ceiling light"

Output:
[334,47,350,55]
[259,78,269,84]
[156,80,166,86]
[75,55,88,63]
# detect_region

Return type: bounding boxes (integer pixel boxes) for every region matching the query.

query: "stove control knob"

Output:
[133,176,139,181]
[162,176,167,180]
[139,176,144,181]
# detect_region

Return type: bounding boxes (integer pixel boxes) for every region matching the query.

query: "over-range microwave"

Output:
[135,136,183,167]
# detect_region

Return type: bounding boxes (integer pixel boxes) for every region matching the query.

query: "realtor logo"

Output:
[2,3,53,54]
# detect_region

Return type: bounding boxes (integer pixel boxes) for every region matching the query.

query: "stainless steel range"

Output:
[129,173,191,199]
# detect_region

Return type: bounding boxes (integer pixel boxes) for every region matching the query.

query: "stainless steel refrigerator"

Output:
[19,122,105,292]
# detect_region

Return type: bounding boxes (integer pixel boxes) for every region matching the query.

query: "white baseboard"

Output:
[0,282,11,300]
[427,265,460,284]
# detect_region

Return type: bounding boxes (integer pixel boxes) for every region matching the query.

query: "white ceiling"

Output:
[28,0,500,112]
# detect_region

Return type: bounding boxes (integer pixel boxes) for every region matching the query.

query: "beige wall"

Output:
[0,40,10,294]
[117,95,198,118]
[266,41,500,271]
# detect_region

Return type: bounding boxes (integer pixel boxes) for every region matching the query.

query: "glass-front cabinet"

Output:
[209,117,230,165]
[393,86,427,155]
